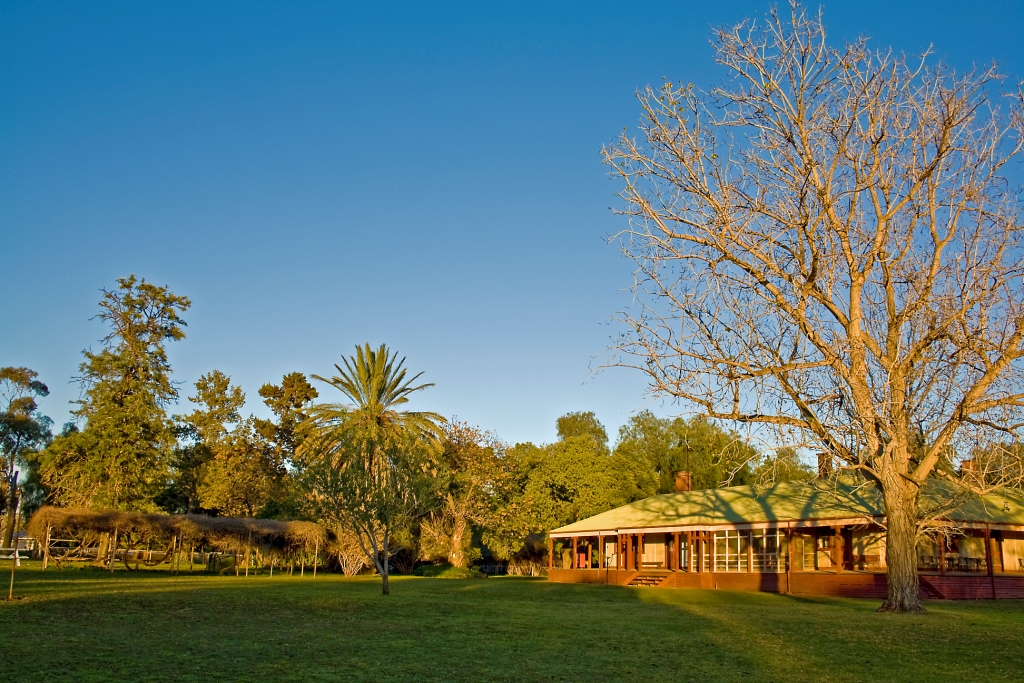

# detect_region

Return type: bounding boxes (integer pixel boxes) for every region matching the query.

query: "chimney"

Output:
[674,471,693,493]
[817,453,834,479]
[960,458,982,487]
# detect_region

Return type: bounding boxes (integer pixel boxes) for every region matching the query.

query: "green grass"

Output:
[2,562,1022,682]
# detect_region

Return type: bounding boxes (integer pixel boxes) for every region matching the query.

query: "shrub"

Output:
[412,563,486,579]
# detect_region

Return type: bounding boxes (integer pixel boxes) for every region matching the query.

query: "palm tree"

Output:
[312,343,444,443]
[299,344,443,594]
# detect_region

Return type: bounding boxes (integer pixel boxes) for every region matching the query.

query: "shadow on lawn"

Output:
[8,568,1022,682]
[2,569,780,681]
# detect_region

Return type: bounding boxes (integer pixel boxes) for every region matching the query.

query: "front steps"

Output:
[628,572,670,587]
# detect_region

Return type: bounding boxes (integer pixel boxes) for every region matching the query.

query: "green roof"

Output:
[551,479,1024,535]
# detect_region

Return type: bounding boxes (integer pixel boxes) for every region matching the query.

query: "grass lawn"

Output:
[2,563,1022,682]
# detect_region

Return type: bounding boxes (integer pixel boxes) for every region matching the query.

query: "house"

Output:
[547,478,1024,599]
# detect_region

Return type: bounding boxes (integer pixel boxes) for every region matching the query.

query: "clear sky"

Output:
[3,1,1022,446]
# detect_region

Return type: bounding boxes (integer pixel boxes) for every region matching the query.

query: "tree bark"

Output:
[2,472,18,550]
[357,522,391,595]
[380,532,390,595]
[449,517,467,568]
[109,527,119,572]
[878,476,924,613]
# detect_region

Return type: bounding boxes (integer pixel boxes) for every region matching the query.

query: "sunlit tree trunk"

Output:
[2,472,18,550]
[448,517,468,568]
[879,474,923,612]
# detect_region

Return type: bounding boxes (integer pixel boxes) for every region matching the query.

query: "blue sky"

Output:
[2,1,1022,446]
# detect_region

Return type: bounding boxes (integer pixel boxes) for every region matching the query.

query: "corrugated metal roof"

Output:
[550,479,1024,535]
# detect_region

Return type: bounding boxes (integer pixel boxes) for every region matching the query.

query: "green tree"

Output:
[484,413,654,561]
[421,421,502,567]
[0,367,52,547]
[479,443,544,563]
[197,417,284,517]
[159,370,247,514]
[156,442,210,514]
[615,411,758,493]
[555,411,609,453]
[298,344,444,594]
[249,372,319,518]
[753,447,815,487]
[35,276,190,510]
[182,370,245,445]
[255,372,318,467]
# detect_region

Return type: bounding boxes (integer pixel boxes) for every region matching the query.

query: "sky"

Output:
[2,1,1023,446]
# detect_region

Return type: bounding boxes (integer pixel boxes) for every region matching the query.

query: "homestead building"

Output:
[547,475,1024,599]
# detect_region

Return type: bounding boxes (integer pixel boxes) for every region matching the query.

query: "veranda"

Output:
[548,479,1024,599]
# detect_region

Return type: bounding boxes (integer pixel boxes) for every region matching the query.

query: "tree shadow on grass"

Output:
[2,570,765,683]
[633,585,1024,683]
[4,570,1024,683]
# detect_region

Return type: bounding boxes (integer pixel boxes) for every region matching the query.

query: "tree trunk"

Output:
[380,533,390,595]
[42,524,51,570]
[2,472,18,550]
[878,476,925,613]
[449,517,467,568]
[109,527,119,572]
[95,534,109,567]
[357,523,390,595]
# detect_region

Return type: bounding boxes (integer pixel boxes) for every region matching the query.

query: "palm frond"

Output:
[310,344,444,438]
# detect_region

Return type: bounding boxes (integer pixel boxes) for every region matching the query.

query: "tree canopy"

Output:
[421,421,503,567]
[0,366,52,547]
[614,411,758,493]
[482,411,774,567]
[34,276,190,510]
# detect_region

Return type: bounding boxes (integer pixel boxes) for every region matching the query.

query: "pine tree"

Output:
[36,276,189,510]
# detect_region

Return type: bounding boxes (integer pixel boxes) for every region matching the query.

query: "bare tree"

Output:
[603,2,1024,612]
[326,524,370,577]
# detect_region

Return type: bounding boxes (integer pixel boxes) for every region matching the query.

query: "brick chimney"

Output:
[816,453,834,479]
[674,471,693,493]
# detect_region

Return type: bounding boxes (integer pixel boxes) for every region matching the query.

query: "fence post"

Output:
[110,527,118,572]
[7,546,15,601]
[42,524,51,571]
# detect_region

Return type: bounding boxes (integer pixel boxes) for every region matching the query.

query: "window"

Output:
[751,530,782,571]
[713,529,785,572]
[714,530,749,571]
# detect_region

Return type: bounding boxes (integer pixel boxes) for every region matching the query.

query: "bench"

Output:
[0,547,27,566]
